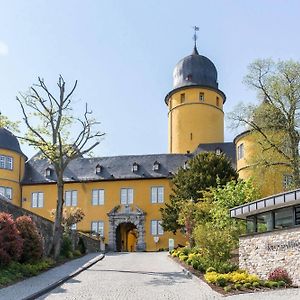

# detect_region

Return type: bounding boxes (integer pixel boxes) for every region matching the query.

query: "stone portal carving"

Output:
[107,205,146,251]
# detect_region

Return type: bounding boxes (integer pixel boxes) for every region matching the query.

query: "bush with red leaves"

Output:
[0,212,23,266]
[16,216,43,263]
[268,267,292,285]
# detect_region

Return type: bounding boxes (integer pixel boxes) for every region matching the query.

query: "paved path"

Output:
[0,253,102,300]
[38,252,300,300]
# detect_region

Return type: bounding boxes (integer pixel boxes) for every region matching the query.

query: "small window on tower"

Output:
[216,97,220,107]
[180,93,185,103]
[186,74,192,81]
[199,92,204,102]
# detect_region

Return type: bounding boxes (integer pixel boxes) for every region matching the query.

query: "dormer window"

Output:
[45,167,53,177]
[132,162,139,172]
[95,164,102,174]
[153,161,160,171]
[215,148,222,155]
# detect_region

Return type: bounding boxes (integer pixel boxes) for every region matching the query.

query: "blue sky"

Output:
[0,1,300,158]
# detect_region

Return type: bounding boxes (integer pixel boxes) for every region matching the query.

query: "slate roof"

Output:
[22,142,236,185]
[22,153,191,184]
[0,128,27,158]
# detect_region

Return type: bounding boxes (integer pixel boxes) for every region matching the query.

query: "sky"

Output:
[0,1,300,158]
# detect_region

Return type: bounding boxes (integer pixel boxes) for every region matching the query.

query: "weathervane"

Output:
[193,26,199,47]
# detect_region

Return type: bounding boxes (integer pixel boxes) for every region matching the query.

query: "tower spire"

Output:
[192,26,199,55]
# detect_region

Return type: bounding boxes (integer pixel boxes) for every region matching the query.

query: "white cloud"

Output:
[0,41,8,56]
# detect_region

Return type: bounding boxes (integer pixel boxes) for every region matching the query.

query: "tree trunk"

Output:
[50,177,64,258]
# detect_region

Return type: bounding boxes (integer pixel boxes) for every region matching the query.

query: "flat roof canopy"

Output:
[230,188,300,220]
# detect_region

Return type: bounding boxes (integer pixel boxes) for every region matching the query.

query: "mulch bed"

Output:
[169,256,297,296]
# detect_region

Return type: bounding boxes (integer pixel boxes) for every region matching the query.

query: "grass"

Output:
[0,258,55,287]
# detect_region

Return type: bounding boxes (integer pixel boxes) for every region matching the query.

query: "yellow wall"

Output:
[167,87,224,154]
[22,178,186,251]
[236,131,292,197]
[0,148,25,206]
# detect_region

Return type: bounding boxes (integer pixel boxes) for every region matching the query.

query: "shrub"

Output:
[278,280,286,287]
[16,216,43,263]
[234,283,242,290]
[223,286,232,293]
[268,267,292,285]
[270,281,279,288]
[0,213,23,266]
[243,282,252,289]
[206,267,216,273]
[216,276,228,287]
[252,281,260,288]
[73,250,81,257]
[60,234,73,257]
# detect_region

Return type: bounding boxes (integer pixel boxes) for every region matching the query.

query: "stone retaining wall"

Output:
[240,227,300,286]
[0,198,101,255]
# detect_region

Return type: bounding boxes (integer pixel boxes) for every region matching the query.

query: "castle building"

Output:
[1,42,287,251]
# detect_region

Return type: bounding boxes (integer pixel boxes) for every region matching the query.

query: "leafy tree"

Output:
[50,207,85,233]
[16,216,43,263]
[0,213,23,266]
[0,112,19,132]
[160,152,238,233]
[230,59,300,187]
[193,179,258,262]
[17,76,103,258]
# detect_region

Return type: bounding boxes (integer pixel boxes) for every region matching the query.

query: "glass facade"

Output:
[246,205,300,234]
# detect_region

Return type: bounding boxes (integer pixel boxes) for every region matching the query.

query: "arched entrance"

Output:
[116,222,138,252]
[107,205,146,251]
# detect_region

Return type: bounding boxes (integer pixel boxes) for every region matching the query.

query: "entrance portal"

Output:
[116,222,138,252]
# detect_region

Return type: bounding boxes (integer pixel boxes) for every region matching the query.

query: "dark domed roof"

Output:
[0,128,26,158]
[173,46,218,90]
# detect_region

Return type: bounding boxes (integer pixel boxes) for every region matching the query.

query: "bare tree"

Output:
[17,76,104,258]
[230,59,300,187]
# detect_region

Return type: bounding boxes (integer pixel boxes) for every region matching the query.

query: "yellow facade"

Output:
[21,178,186,251]
[167,87,224,154]
[0,148,25,206]
[235,131,292,197]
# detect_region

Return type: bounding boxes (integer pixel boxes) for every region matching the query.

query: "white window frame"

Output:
[120,188,133,205]
[237,143,244,160]
[91,221,104,237]
[65,190,78,207]
[151,186,164,204]
[0,155,13,170]
[70,223,77,230]
[0,186,12,200]
[92,189,105,205]
[283,175,293,190]
[151,220,164,235]
[32,192,44,208]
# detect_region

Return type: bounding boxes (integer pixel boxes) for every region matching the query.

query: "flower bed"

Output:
[170,247,295,295]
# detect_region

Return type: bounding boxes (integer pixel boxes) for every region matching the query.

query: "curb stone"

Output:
[22,253,105,300]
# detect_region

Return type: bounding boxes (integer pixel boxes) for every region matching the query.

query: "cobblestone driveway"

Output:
[40,252,300,300]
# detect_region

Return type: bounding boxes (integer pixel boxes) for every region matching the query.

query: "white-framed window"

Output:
[65,190,77,206]
[92,189,104,205]
[199,92,204,101]
[120,188,133,205]
[70,223,77,230]
[283,175,293,190]
[0,186,12,200]
[237,143,244,160]
[0,155,13,170]
[91,221,104,237]
[151,220,164,235]
[32,192,44,208]
[151,186,164,203]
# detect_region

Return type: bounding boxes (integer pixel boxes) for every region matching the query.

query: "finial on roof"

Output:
[192,26,199,55]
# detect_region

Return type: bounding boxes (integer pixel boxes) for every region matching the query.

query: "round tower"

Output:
[0,128,27,205]
[165,45,226,154]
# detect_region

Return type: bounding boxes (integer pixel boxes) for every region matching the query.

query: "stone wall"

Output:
[0,198,101,255]
[240,227,300,286]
